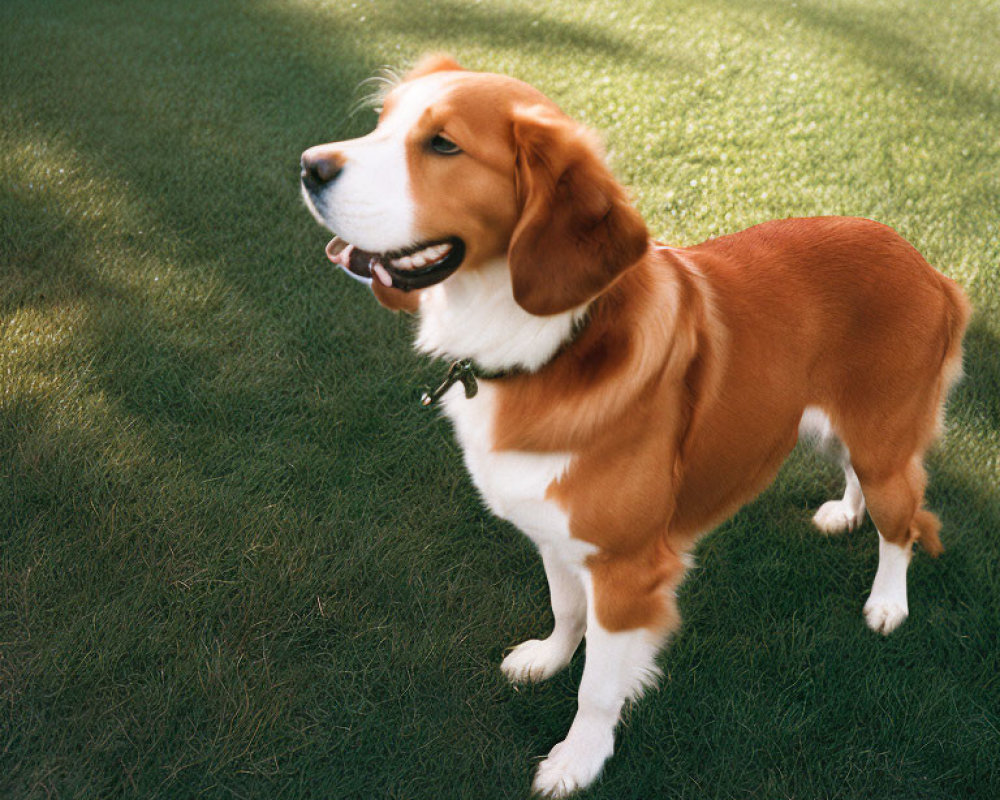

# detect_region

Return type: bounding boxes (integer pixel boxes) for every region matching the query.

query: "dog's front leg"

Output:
[501,544,587,683]
[531,560,674,797]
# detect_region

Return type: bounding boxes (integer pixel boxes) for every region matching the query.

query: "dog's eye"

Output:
[429,134,461,155]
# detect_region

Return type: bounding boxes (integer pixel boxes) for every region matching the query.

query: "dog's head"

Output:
[301,56,648,316]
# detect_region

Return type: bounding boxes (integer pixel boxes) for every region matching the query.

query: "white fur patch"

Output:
[864,533,911,634]
[798,405,835,444]
[440,381,587,553]
[304,73,458,253]
[417,259,586,373]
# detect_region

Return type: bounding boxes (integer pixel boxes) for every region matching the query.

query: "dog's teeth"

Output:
[386,243,453,271]
[373,262,393,287]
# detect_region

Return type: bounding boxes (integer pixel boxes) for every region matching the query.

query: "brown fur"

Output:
[312,58,971,636]
[498,217,969,631]
[509,106,650,315]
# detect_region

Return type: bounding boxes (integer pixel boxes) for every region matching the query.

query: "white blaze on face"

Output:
[306,73,458,254]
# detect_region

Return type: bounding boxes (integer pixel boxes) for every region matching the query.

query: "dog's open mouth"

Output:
[325,236,465,291]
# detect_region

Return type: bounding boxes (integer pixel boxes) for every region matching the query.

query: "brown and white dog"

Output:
[300,55,971,797]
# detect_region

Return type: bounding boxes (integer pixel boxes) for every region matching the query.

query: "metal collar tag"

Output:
[420,359,479,407]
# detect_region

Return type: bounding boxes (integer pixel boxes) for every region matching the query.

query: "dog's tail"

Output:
[913,508,943,558]
[939,273,972,396]
[913,276,969,560]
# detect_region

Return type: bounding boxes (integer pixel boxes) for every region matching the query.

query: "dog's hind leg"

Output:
[800,407,867,534]
[501,545,586,684]
[813,461,867,534]
[857,457,942,635]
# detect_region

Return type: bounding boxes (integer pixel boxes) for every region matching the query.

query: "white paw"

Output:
[812,499,864,534]
[501,638,574,684]
[863,597,909,635]
[532,732,613,798]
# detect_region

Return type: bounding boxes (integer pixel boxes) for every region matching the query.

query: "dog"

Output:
[300,55,971,797]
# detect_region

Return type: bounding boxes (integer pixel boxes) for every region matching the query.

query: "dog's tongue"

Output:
[325,236,352,268]
[326,236,386,286]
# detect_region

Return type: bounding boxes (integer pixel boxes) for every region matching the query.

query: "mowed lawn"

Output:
[2,0,999,797]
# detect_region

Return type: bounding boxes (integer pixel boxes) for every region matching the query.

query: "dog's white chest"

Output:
[440,383,574,547]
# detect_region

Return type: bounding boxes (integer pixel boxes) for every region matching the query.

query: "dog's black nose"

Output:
[300,151,343,191]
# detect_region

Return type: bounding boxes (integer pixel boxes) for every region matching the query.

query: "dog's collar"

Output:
[419,314,589,408]
[420,359,524,407]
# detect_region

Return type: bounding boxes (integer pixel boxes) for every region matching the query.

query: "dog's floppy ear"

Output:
[405,53,465,81]
[509,106,648,316]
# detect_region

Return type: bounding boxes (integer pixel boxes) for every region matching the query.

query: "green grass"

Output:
[2,0,999,797]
